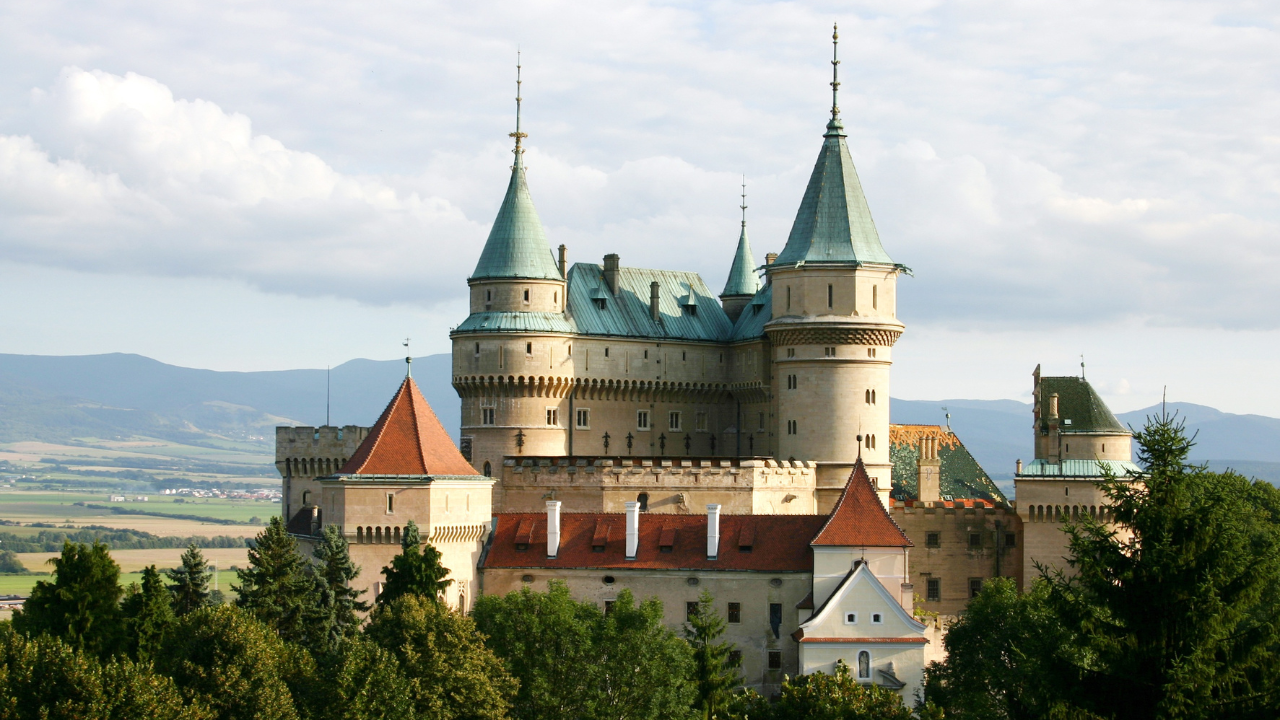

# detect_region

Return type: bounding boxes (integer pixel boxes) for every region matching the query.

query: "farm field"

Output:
[15,547,249,575]
[0,490,277,525]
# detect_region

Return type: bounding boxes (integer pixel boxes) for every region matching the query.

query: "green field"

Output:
[0,490,276,524]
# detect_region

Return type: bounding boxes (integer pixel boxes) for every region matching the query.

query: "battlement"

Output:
[496,455,818,515]
[275,425,371,477]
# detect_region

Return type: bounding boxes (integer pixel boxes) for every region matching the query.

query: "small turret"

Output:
[720,179,762,323]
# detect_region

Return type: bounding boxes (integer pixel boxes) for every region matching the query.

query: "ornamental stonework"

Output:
[766,326,902,348]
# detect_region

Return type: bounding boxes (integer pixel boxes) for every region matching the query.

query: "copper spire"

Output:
[509,51,527,167]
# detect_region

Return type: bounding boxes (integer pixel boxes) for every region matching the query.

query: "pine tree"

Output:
[122,565,177,661]
[12,541,124,658]
[313,524,369,646]
[166,544,212,616]
[376,520,452,608]
[235,516,326,646]
[683,590,741,720]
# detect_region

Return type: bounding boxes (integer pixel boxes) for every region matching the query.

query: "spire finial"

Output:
[739,176,748,227]
[403,337,412,378]
[830,23,841,124]
[509,51,527,166]
[1081,354,1086,379]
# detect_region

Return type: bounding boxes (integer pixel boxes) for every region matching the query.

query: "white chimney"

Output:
[706,504,721,559]
[625,501,639,559]
[546,501,561,558]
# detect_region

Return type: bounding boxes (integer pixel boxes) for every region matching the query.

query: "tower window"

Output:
[787,375,797,390]
[682,351,686,361]
[824,347,835,357]
[727,602,741,624]
[926,532,940,548]
[768,650,783,670]
[485,289,491,302]
[568,344,572,356]
[695,412,708,431]
[827,284,833,308]
[576,408,590,429]
[605,347,610,357]
[526,342,533,356]
[787,420,797,435]
[474,342,480,357]
[644,350,649,360]
[386,493,395,514]
[969,533,981,548]
[637,410,651,430]
[786,286,791,310]
[926,577,941,601]
[481,407,495,425]
[669,412,681,431]
[546,408,559,426]
[969,578,983,598]
[553,291,557,304]
[872,285,878,309]
[638,492,649,511]
[483,461,492,476]
[523,289,530,303]
[787,347,795,358]
[758,413,765,431]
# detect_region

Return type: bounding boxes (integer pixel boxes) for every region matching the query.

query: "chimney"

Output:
[625,501,639,559]
[603,254,620,295]
[558,244,567,278]
[1016,458,1023,474]
[706,504,721,559]
[918,437,941,504]
[649,281,660,322]
[900,583,914,614]
[764,252,778,286]
[546,500,561,558]
[1049,393,1059,421]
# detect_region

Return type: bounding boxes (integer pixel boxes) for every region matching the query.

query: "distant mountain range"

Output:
[2,352,1277,486]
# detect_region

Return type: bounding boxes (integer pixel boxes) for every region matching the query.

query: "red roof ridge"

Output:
[339,376,479,477]
[811,458,912,548]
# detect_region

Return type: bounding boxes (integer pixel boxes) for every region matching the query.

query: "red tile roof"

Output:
[797,637,928,644]
[482,513,828,572]
[339,376,479,477]
[811,459,912,547]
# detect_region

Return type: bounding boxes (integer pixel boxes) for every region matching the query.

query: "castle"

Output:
[275,29,1138,699]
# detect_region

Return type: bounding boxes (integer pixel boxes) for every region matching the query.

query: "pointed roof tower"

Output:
[812,458,912,547]
[339,374,479,477]
[773,25,894,267]
[470,55,563,282]
[721,178,762,298]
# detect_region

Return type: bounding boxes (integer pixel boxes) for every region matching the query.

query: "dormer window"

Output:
[593,297,606,309]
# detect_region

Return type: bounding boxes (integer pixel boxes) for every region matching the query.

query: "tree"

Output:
[313,524,369,646]
[121,565,177,661]
[234,516,325,646]
[1038,411,1280,719]
[0,548,29,574]
[364,594,515,720]
[0,626,208,720]
[156,605,300,720]
[593,590,698,720]
[376,520,452,608]
[683,590,741,720]
[472,581,602,720]
[167,544,212,616]
[313,637,416,720]
[12,541,123,658]
[727,660,915,720]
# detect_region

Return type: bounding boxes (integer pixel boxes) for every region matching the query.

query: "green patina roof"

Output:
[889,425,1007,504]
[470,159,563,281]
[721,223,762,298]
[1018,459,1143,479]
[453,311,576,335]
[565,263,734,342]
[728,284,772,342]
[1038,376,1128,434]
[773,117,894,267]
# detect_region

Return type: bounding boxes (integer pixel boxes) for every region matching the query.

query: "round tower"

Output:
[767,25,906,510]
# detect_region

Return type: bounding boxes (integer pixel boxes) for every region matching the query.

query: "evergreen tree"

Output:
[683,590,741,720]
[167,544,212,615]
[122,564,177,661]
[12,541,123,658]
[376,520,452,608]
[156,605,300,720]
[313,524,369,646]
[234,516,326,646]
[365,594,515,720]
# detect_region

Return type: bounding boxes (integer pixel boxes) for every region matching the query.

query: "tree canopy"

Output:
[166,544,212,616]
[376,520,452,608]
[12,541,124,658]
[121,564,177,661]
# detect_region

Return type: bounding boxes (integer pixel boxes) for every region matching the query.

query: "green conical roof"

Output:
[721,223,761,298]
[470,159,562,281]
[773,117,894,267]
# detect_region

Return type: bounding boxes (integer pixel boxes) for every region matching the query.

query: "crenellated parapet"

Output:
[453,373,734,403]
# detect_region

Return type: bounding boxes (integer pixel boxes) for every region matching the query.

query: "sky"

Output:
[1,1,1277,415]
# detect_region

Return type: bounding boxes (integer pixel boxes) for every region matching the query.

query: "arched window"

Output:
[872,285,878,310]
[357,526,364,543]
[857,650,871,679]
[483,461,492,477]
[375,527,383,543]
[865,389,871,404]
[871,390,876,404]
[638,493,649,512]
[394,526,401,544]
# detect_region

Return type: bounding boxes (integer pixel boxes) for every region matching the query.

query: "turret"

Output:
[720,179,762,323]
[468,59,565,315]
[765,25,907,510]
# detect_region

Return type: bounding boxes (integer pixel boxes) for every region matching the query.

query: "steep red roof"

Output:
[482,513,827,572]
[339,375,479,476]
[810,459,912,547]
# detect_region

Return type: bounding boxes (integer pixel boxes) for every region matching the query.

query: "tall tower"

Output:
[767,25,906,510]
[454,58,569,478]
[720,179,762,323]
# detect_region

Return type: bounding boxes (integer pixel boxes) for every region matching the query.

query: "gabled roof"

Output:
[338,375,479,477]
[1037,376,1128,435]
[564,263,734,342]
[470,159,563,282]
[794,562,926,642]
[888,425,1007,503]
[811,459,912,547]
[481,513,826,572]
[721,224,762,298]
[772,117,894,268]
[728,284,772,342]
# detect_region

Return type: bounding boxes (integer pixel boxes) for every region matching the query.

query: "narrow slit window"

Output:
[827,284,833,308]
